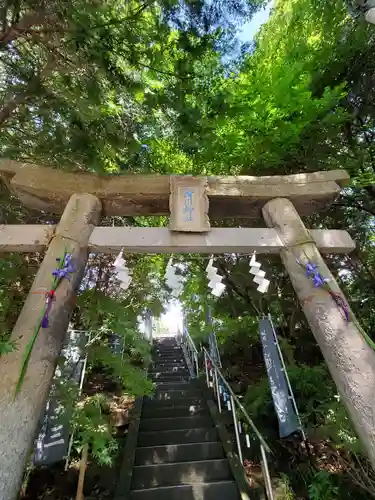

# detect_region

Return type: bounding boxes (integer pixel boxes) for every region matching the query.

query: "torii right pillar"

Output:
[263,198,375,468]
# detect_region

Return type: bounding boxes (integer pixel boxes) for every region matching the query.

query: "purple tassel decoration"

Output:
[297,258,350,322]
[41,290,55,328]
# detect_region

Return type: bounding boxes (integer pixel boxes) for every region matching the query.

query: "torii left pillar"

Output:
[0,193,101,500]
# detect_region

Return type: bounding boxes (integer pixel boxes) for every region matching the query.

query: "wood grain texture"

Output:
[0,159,349,218]
[0,194,102,500]
[262,197,375,470]
[0,226,355,254]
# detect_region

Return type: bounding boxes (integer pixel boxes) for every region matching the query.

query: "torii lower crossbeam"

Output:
[0,225,355,254]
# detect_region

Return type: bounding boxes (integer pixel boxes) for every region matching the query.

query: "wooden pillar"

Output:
[262,198,375,468]
[0,194,101,500]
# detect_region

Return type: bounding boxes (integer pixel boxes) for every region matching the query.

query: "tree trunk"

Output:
[0,193,101,500]
[263,197,375,469]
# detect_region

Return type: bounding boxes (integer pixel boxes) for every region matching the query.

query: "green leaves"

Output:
[308,471,339,500]
[74,394,119,466]
[0,0,261,175]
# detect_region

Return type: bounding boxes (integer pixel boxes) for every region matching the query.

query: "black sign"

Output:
[33,331,87,465]
[33,331,123,465]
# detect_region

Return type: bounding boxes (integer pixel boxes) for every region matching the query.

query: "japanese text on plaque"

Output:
[183,189,194,221]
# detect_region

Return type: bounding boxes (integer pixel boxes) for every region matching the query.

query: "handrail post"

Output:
[231,394,243,464]
[260,444,274,500]
[202,346,274,499]
[204,351,209,387]
[214,367,222,413]
[194,351,199,377]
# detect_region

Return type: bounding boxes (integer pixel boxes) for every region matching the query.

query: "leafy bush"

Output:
[277,473,296,500]
[308,471,339,500]
[74,394,119,466]
[244,362,360,453]
[47,289,155,466]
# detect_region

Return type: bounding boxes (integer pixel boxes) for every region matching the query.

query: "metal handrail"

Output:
[183,326,199,353]
[203,347,271,453]
[179,331,274,499]
[206,306,222,367]
[203,347,274,500]
[180,327,199,377]
[208,330,222,367]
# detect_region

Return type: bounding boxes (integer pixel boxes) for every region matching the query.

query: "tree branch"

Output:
[0,10,47,47]
[0,61,53,127]
[216,261,261,316]
[136,62,193,80]
[128,0,154,20]
[333,201,375,217]
[20,2,154,38]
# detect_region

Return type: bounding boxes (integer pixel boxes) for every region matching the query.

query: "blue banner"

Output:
[259,318,300,438]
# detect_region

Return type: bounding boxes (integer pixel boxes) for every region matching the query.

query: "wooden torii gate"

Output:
[0,160,374,499]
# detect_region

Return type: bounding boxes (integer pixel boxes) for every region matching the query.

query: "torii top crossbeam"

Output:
[0,159,349,218]
[0,160,353,254]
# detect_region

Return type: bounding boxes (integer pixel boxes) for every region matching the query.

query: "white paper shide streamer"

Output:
[165,258,184,297]
[366,8,375,24]
[206,257,226,297]
[113,248,132,291]
[249,252,270,294]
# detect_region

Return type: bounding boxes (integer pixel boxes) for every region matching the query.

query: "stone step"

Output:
[131,459,232,489]
[139,416,213,432]
[152,344,182,352]
[150,377,190,384]
[149,369,190,376]
[135,442,225,466]
[149,389,202,400]
[142,404,208,419]
[153,355,185,362]
[149,367,188,374]
[130,481,241,500]
[150,375,190,381]
[137,428,218,447]
[153,338,178,343]
[150,377,191,385]
[152,358,186,364]
[153,347,180,351]
[152,381,192,391]
[153,352,182,358]
[151,353,186,364]
[153,349,183,355]
[153,360,185,366]
[153,355,183,360]
[143,396,205,408]
[151,367,187,374]
[153,350,182,357]
[148,372,190,383]
[151,361,187,368]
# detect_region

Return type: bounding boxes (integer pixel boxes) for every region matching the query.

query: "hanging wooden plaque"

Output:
[169,176,210,232]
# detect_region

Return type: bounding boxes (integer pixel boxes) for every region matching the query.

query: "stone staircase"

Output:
[129,337,241,500]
